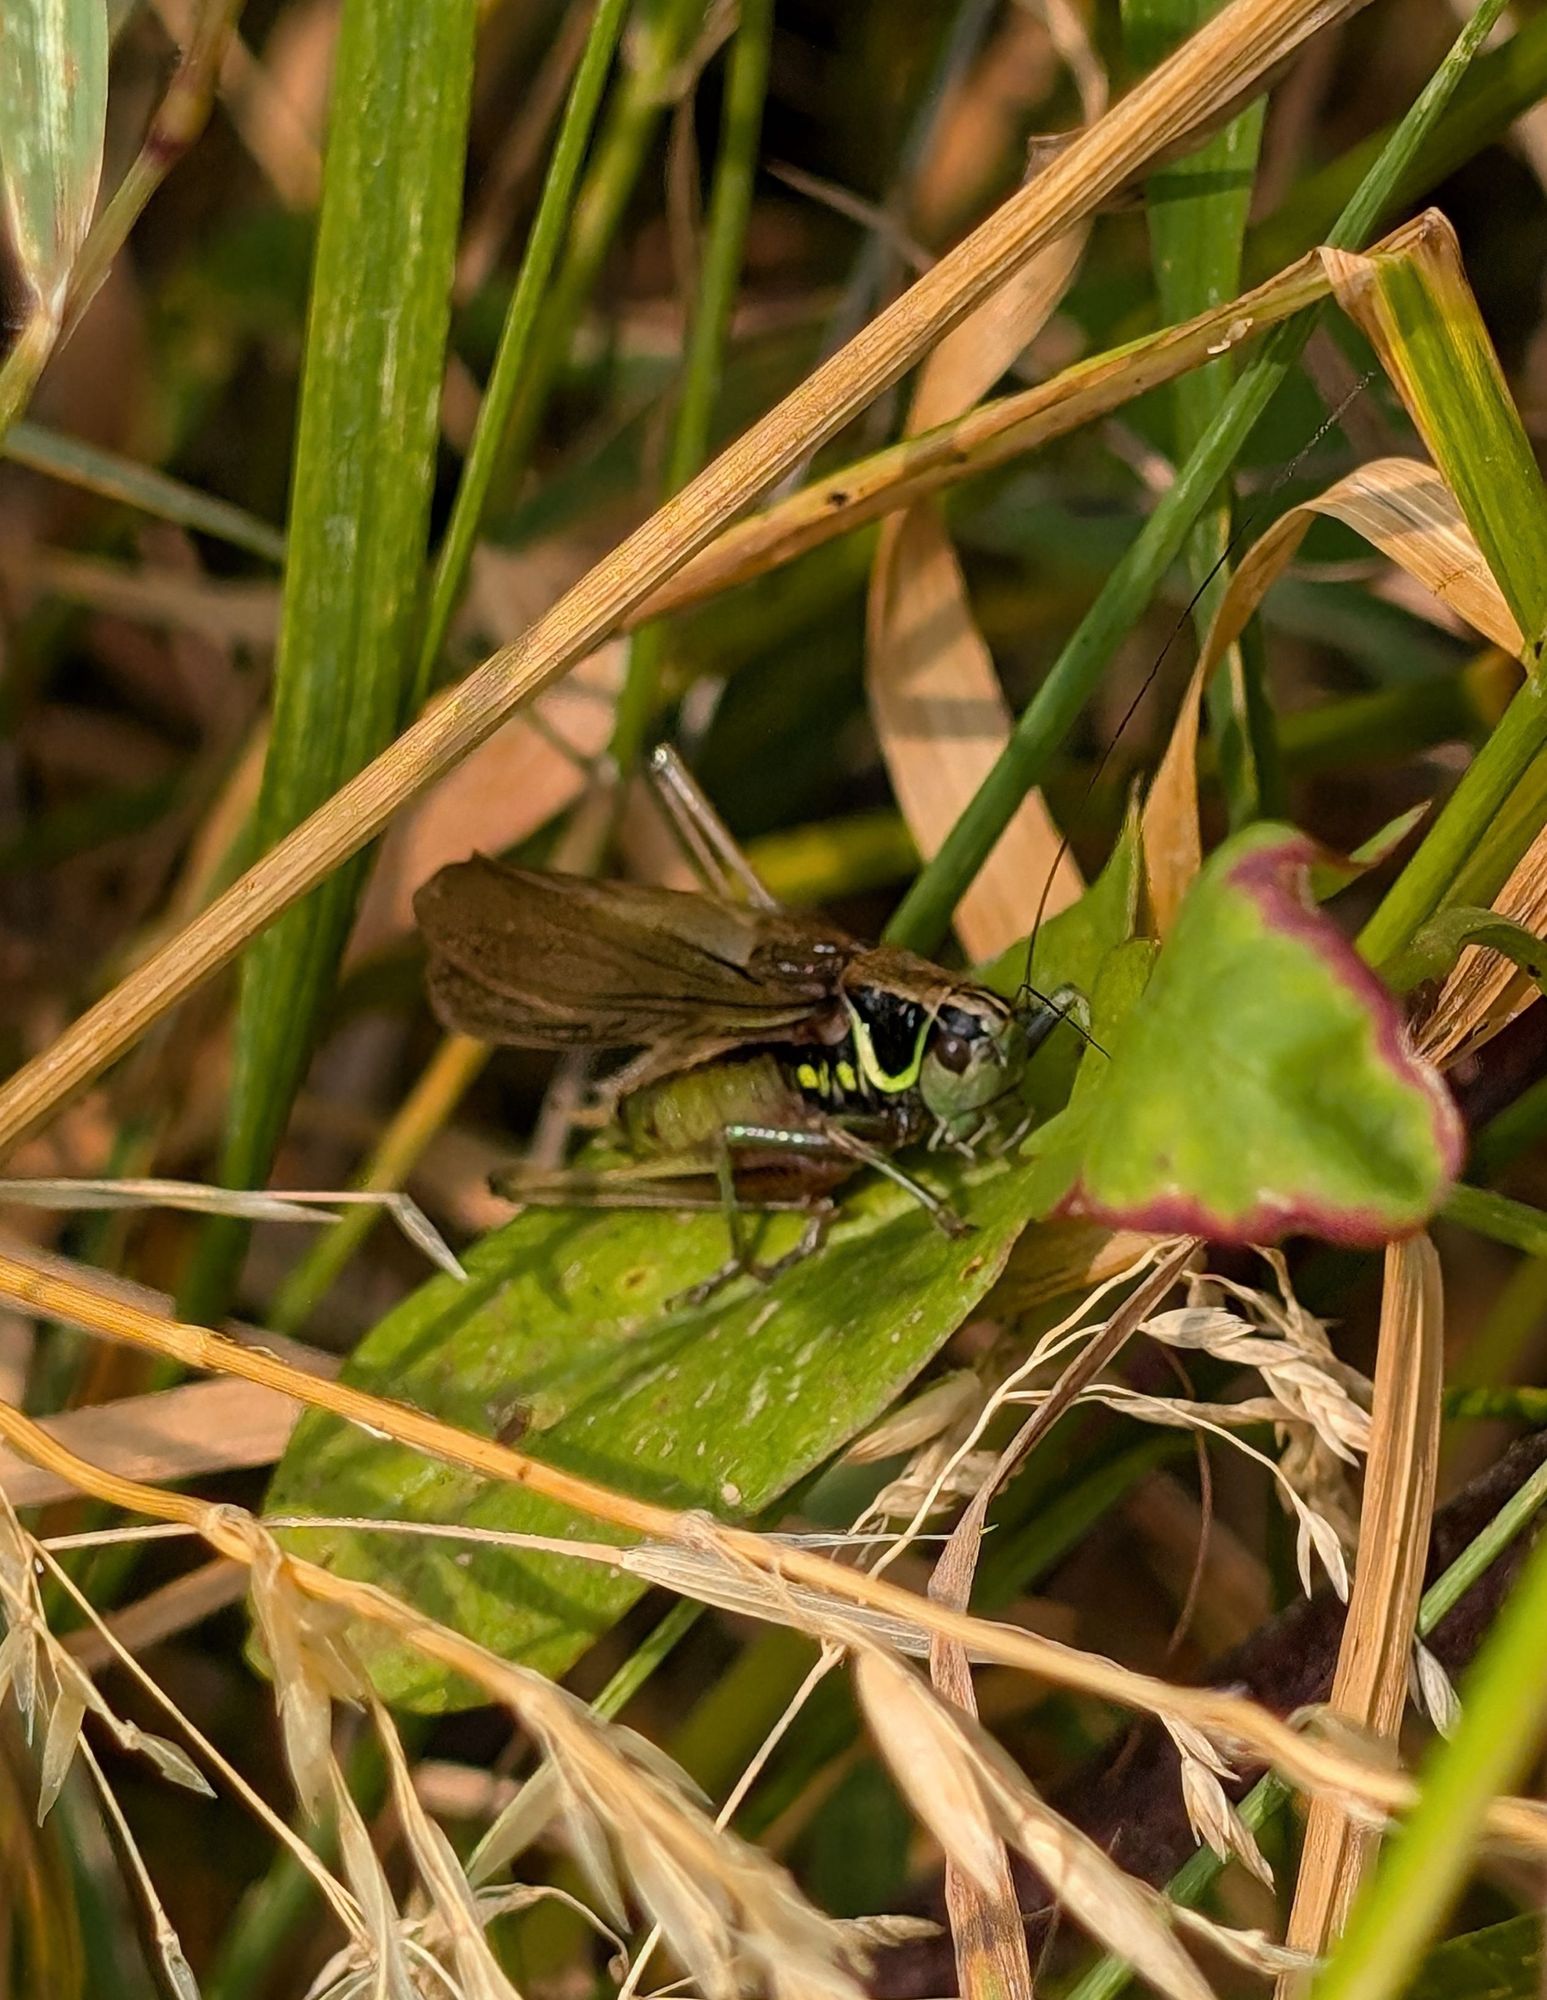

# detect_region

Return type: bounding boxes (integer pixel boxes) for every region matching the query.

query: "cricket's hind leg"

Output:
[669,1165,834,1310]
[491,1138,835,1311]
[669,1124,864,1308]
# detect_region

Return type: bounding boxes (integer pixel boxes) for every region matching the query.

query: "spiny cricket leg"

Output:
[727,1120,970,1240]
[670,1132,834,1309]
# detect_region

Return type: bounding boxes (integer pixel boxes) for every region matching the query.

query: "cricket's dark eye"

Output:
[933,1032,972,1074]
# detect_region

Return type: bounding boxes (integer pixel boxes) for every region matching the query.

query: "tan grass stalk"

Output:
[634,246,1333,625]
[855,1643,1221,2000]
[1276,1236,1445,1991]
[3,1248,1542,1845]
[29,1533,362,1939]
[0,1373,305,1507]
[0,0,1372,1159]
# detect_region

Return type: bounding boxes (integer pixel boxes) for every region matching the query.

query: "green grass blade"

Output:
[1328,223,1547,653]
[1358,674,1547,967]
[490,0,709,496]
[264,0,705,1337]
[1123,0,1270,826]
[610,0,774,773]
[1311,1527,1547,2000]
[884,0,1510,955]
[416,0,632,704]
[3,419,285,561]
[182,0,478,1317]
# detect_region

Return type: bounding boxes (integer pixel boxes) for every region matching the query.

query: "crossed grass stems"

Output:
[1,1232,1542,1999]
[0,0,1542,1989]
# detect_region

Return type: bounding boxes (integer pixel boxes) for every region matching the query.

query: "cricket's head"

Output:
[917,985,1029,1138]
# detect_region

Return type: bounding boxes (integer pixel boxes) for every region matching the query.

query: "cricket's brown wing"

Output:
[414,856,857,1054]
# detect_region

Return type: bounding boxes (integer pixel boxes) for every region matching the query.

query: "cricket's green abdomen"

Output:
[622,1054,804,1158]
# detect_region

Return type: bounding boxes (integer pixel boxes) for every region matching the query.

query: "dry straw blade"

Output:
[1277,1235,1444,1989]
[636,248,1333,624]
[7,1238,1547,1846]
[1123,0,1269,829]
[854,1645,1221,2000]
[918,1243,1191,1998]
[1322,215,1547,652]
[0,0,1375,1159]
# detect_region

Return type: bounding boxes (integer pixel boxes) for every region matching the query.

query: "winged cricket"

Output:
[414,774,1082,1297]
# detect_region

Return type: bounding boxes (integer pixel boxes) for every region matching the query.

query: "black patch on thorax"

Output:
[846,983,928,1078]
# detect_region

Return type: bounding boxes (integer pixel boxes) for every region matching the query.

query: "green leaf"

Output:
[265,1158,1036,1710]
[981,802,1141,1120]
[989,804,1142,1000]
[1407,1919,1542,2000]
[1034,823,1462,1243]
[183,0,478,1317]
[0,0,107,307]
[1308,802,1428,902]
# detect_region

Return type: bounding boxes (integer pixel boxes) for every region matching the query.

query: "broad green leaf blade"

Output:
[981,802,1142,1121]
[1039,824,1462,1242]
[0,0,107,308]
[981,803,1142,1005]
[1309,802,1428,902]
[266,1163,1036,1710]
[185,0,478,1316]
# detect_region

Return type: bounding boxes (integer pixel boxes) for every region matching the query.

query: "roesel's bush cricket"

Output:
[414,747,1087,1300]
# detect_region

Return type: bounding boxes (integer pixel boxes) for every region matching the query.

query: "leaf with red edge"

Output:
[1030,823,1462,1245]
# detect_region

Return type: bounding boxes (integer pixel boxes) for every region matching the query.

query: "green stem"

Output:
[1441,1181,1547,1260]
[490,0,709,502]
[414,0,633,707]
[609,0,773,774]
[0,309,58,446]
[883,0,1511,955]
[1359,672,1547,966]
[1444,1384,1547,1424]
[1469,1071,1547,1179]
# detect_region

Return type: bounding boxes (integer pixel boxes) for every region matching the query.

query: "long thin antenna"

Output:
[1019,369,1379,998]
